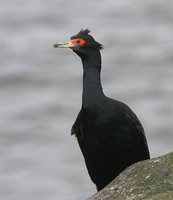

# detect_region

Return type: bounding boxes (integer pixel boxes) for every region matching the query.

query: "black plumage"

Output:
[54,29,150,191]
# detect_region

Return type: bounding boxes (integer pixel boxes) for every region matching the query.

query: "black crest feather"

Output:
[78,29,90,35]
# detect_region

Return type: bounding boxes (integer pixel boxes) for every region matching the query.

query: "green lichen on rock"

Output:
[87,152,173,200]
[145,191,173,200]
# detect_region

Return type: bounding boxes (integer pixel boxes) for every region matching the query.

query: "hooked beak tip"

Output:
[53,44,58,48]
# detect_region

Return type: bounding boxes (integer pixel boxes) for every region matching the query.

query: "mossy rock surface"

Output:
[87,152,173,200]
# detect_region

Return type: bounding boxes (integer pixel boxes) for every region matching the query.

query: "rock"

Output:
[87,152,173,200]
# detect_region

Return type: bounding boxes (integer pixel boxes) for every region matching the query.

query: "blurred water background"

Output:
[0,0,173,199]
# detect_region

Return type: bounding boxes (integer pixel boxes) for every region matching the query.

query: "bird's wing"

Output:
[116,102,150,158]
[71,109,83,136]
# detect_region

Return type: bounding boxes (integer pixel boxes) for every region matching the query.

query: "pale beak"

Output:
[53,42,80,49]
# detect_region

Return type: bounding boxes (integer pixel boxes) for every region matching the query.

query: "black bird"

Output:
[54,29,150,191]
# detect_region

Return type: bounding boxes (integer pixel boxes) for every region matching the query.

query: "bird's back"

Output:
[72,97,150,190]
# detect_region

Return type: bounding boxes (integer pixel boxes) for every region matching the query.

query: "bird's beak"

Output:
[53,42,80,49]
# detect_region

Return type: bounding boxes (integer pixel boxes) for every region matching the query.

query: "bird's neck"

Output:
[81,51,105,108]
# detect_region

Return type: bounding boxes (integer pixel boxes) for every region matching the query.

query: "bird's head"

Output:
[54,29,103,57]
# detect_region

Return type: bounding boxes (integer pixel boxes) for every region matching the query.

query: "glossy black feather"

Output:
[72,99,150,190]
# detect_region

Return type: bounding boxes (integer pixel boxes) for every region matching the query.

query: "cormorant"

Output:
[54,29,150,191]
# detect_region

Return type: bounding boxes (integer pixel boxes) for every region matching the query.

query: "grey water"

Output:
[0,0,173,199]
